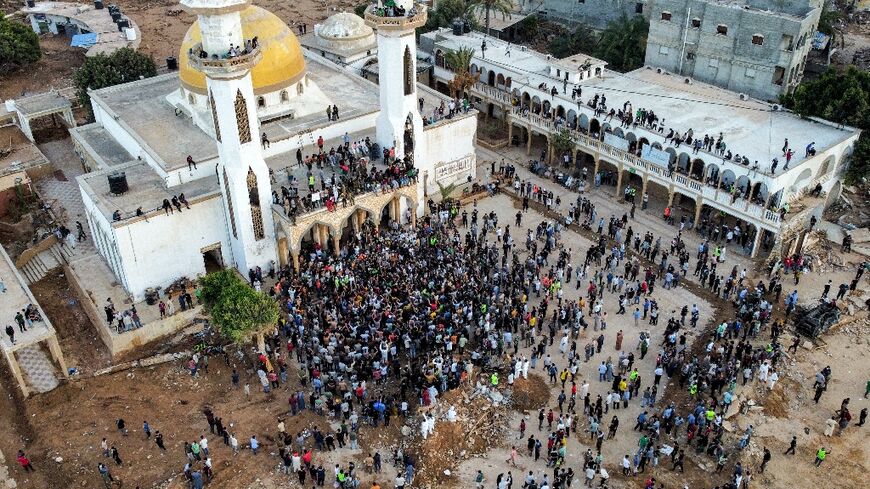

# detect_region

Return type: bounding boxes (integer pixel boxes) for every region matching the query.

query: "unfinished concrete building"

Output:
[644,0,822,101]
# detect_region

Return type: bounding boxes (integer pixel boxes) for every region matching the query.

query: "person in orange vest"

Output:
[663,206,671,221]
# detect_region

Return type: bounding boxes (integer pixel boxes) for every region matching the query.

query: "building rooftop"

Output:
[88,54,382,173]
[69,123,134,169]
[12,91,71,117]
[21,1,141,57]
[582,68,856,172]
[0,125,48,176]
[77,160,221,223]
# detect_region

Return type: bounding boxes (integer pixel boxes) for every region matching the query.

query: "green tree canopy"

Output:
[199,269,279,349]
[783,66,870,184]
[74,47,157,118]
[552,128,576,159]
[0,16,41,73]
[594,14,648,73]
[424,0,474,32]
[444,46,479,97]
[466,0,513,36]
[548,25,597,59]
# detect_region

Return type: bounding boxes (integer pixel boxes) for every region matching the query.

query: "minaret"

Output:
[181,0,277,274]
[365,1,426,160]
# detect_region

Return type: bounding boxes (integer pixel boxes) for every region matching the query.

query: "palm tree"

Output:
[444,46,479,98]
[594,14,649,73]
[467,0,514,37]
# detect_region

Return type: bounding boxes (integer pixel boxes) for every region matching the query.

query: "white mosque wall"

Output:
[261,111,379,160]
[419,113,478,203]
[112,195,232,301]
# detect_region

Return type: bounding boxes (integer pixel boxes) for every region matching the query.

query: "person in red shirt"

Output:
[17,450,34,472]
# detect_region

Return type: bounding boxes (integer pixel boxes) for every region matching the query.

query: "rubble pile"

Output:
[413,382,510,487]
[510,374,551,413]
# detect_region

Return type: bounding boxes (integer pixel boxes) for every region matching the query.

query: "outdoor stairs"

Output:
[19,241,75,284]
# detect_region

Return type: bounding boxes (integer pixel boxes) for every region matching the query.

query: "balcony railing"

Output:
[187,42,262,76]
[364,4,427,30]
[508,108,781,226]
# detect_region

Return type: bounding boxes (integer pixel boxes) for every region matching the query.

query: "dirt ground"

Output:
[0,0,364,100]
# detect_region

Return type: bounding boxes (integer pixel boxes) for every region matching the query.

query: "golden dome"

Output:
[179,5,306,95]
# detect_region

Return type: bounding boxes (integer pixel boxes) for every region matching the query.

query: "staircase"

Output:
[17,239,76,284]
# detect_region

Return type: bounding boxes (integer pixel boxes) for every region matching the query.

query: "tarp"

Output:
[811,31,830,51]
[641,144,671,168]
[603,133,629,151]
[71,33,97,48]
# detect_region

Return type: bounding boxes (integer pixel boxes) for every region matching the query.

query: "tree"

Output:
[782,66,870,184]
[466,0,513,37]
[594,14,648,73]
[354,2,368,18]
[445,46,479,97]
[436,181,458,200]
[199,269,279,351]
[0,16,41,73]
[548,25,597,59]
[424,0,475,32]
[817,1,841,42]
[551,128,576,161]
[74,47,157,119]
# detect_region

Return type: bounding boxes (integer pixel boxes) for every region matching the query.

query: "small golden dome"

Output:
[179,5,306,95]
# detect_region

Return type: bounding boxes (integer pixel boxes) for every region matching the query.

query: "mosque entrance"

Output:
[201,244,224,273]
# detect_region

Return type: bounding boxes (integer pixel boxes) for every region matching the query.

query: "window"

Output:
[403,46,414,96]
[635,3,643,14]
[247,168,265,240]
[257,96,265,108]
[234,90,251,143]
[578,0,585,3]
[661,11,672,21]
[745,68,756,78]
[297,82,304,95]
[210,91,220,142]
[686,51,696,60]
[691,18,701,29]
[717,24,728,36]
[772,66,785,85]
[781,34,794,51]
[752,34,764,46]
[223,168,236,238]
[659,46,669,55]
[280,90,289,102]
[188,93,196,105]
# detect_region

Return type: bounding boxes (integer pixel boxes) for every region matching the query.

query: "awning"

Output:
[71,33,98,48]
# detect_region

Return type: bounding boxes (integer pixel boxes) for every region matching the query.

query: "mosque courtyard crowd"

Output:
[16,156,868,489]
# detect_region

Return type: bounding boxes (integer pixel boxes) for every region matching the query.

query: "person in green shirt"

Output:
[814,447,828,467]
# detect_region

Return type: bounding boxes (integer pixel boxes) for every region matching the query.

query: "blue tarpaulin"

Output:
[71,33,97,48]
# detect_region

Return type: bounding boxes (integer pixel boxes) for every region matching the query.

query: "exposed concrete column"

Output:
[547,137,553,164]
[745,184,756,211]
[613,165,624,198]
[351,213,359,233]
[751,227,764,258]
[694,199,703,225]
[47,336,68,378]
[319,226,329,250]
[526,127,533,155]
[411,206,417,227]
[4,350,29,398]
[291,250,300,272]
[277,238,288,267]
[393,198,401,223]
[593,155,600,178]
[507,122,513,142]
[641,174,649,197]
[332,234,341,257]
[667,188,676,208]
[312,225,322,246]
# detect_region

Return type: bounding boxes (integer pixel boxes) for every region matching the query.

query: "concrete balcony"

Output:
[364,5,427,32]
[187,43,262,78]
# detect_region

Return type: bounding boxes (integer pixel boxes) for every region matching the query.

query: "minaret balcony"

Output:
[187,42,262,78]
[364,3,427,31]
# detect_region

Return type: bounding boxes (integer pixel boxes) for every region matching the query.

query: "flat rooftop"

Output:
[429,29,858,173]
[12,91,71,117]
[77,160,221,223]
[583,68,856,171]
[88,54,383,173]
[0,125,48,175]
[0,245,57,354]
[70,123,134,169]
[21,1,141,57]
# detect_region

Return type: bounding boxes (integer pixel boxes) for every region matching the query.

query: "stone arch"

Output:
[791,167,813,194]
[613,127,624,138]
[817,154,835,178]
[521,91,530,107]
[705,163,720,184]
[825,180,841,208]
[751,181,769,204]
[690,158,704,180]
[735,175,751,198]
[487,70,496,86]
[664,147,677,164]
[567,109,577,129]
[531,95,541,113]
[720,169,736,188]
[470,63,479,75]
[556,105,565,118]
[257,96,266,108]
[505,76,512,89]
[542,100,552,115]
[280,90,289,102]
[651,141,662,150]
[496,73,506,88]
[589,118,600,136]
[677,152,691,173]
[297,81,305,95]
[294,219,337,251]
[578,113,589,131]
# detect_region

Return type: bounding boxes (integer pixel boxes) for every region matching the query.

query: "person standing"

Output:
[814,447,828,467]
[760,447,771,473]
[5,324,15,345]
[143,420,151,439]
[16,450,34,472]
[155,431,166,450]
[784,435,797,455]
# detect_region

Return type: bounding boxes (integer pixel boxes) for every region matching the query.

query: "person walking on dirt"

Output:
[110,446,122,466]
[155,431,166,450]
[759,447,771,472]
[16,450,34,472]
[98,462,114,486]
[784,436,797,455]
[814,447,828,467]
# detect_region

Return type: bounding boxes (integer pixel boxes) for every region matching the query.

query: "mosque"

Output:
[69,0,477,301]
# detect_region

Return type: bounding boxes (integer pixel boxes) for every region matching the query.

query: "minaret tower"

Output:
[364,1,426,160]
[181,0,277,274]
